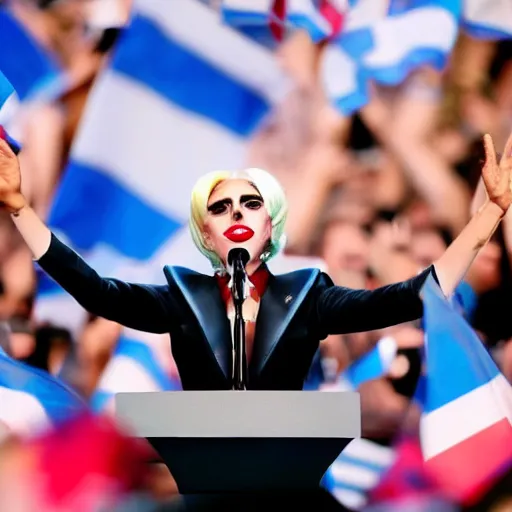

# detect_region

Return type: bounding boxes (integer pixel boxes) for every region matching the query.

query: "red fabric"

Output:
[268,0,345,43]
[215,266,269,364]
[31,414,150,511]
[270,0,286,42]
[215,264,270,305]
[424,418,512,505]
[0,125,7,141]
[319,0,345,38]
[368,436,444,504]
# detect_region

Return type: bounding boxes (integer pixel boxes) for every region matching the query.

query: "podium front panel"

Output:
[116,390,360,438]
[115,390,361,493]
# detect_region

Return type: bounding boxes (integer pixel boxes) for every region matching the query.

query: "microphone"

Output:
[227,248,250,268]
[227,248,250,390]
[227,248,250,304]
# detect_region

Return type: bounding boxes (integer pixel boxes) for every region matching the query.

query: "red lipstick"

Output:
[224,225,254,243]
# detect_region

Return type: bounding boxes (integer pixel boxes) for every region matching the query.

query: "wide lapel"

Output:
[251,268,320,375]
[164,266,232,381]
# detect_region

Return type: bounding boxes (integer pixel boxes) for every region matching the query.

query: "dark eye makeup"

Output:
[207,194,263,215]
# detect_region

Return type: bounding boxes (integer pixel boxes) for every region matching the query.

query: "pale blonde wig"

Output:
[189,168,288,271]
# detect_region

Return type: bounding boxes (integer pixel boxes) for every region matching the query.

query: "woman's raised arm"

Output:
[432,132,512,297]
[317,132,512,335]
[0,138,175,334]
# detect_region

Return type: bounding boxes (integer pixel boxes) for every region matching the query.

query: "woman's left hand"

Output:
[482,132,512,215]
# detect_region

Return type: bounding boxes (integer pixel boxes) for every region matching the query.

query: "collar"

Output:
[215,264,270,305]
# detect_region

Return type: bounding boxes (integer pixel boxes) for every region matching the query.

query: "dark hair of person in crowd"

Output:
[19,324,72,372]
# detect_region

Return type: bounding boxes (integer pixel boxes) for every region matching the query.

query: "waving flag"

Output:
[462,0,512,40]
[0,71,21,153]
[220,0,512,118]
[304,337,398,510]
[0,6,64,150]
[221,0,345,46]
[344,336,397,388]
[319,342,397,510]
[0,125,21,155]
[0,8,61,101]
[323,438,395,510]
[0,70,14,111]
[419,274,512,504]
[367,436,454,511]
[34,0,288,335]
[0,347,87,437]
[306,336,398,391]
[222,0,460,115]
[220,0,287,47]
[323,0,461,115]
[0,7,62,129]
[90,328,181,414]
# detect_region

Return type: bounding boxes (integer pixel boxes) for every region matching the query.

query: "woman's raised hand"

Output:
[481,132,512,216]
[0,137,25,213]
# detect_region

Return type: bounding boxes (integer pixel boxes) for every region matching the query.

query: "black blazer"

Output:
[37,233,435,390]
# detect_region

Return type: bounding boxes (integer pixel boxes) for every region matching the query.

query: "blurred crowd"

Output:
[1,0,512,511]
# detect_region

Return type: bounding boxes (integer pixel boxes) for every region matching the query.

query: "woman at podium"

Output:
[0,131,511,391]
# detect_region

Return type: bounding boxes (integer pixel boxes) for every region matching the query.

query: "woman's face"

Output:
[203,179,272,272]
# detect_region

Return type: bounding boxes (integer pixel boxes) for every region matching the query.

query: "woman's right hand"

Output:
[0,137,25,213]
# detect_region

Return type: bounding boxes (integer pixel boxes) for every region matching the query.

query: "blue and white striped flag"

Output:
[221,0,345,46]
[0,71,21,153]
[322,438,395,511]
[0,347,87,438]
[462,0,512,40]
[0,7,62,127]
[304,337,398,510]
[220,0,512,118]
[320,340,397,509]
[305,336,398,391]
[322,0,461,115]
[221,0,461,115]
[90,328,182,414]
[34,0,288,333]
[343,336,397,389]
[0,70,14,112]
[0,8,60,100]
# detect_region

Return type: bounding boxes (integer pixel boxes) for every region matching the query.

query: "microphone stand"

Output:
[231,257,248,390]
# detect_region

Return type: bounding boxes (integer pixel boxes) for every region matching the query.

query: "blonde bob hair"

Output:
[189,168,288,272]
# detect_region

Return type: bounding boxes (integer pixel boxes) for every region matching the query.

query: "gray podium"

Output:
[116,391,360,510]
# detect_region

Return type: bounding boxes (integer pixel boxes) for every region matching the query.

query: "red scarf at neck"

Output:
[215,265,270,305]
